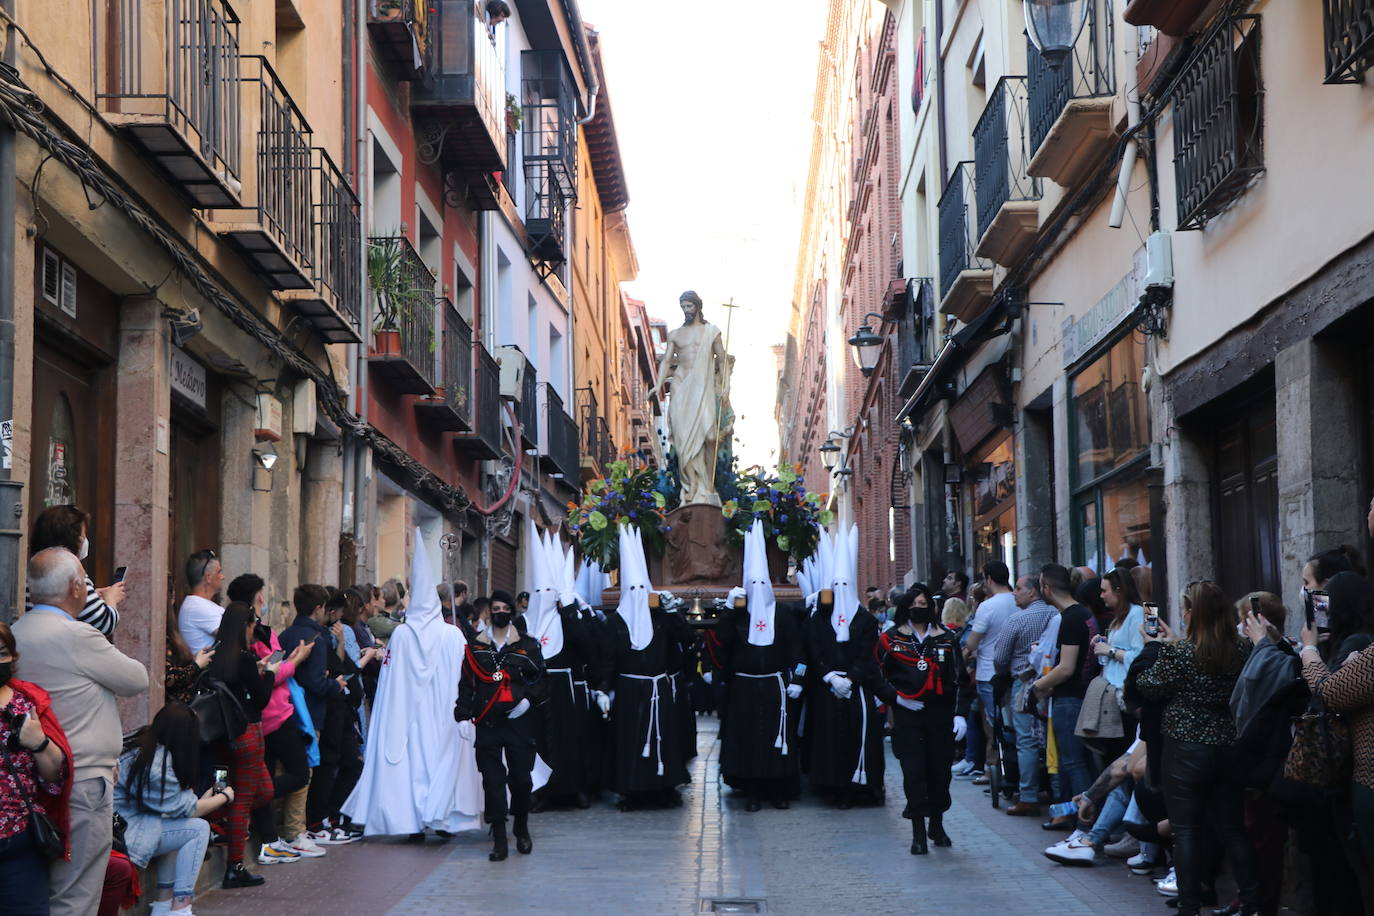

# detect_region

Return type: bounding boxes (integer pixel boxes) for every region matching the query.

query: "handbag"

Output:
[189,674,249,746]
[0,732,64,861]
[1283,697,1351,790]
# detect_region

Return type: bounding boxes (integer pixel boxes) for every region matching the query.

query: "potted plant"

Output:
[372,0,405,21]
[505,93,523,134]
[367,236,430,358]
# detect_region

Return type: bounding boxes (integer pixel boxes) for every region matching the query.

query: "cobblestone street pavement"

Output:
[197,717,1167,915]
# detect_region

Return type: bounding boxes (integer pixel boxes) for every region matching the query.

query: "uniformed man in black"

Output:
[455,589,547,861]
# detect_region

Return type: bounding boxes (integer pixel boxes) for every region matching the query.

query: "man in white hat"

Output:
[714,521,804,811]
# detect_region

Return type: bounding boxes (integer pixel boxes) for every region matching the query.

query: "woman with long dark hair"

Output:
[1089,567,1146,750]
[115,702,233,914]
[26,505,122,636]
[1135,581,1258,916]
[875,584,969,855]
[205,602,276,888]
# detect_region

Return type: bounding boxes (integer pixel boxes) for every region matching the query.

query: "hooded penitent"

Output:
[616,523,654,651]
[342,528,483,835]
[829,524,860,642]
[744,520,777,647]
[807,526,835,615]
[522,522,564,658]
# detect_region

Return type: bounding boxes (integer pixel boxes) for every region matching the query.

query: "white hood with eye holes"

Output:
[616,523,654,651]
[744,520,776,647]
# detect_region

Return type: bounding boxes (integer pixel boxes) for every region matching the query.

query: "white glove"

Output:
[508,698,530,720]
[456,720,476,741]
[702,671,713,685]
[594,691,612,718]
[823,672,852,699]
[952,716,967,741]
[726,586,747,605]
[785,683,802,700]
[559,592,579,608]
[874,694,885,709]
[895,696,925,712]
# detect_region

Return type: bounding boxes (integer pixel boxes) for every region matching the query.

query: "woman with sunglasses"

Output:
[1135,581,1258,916]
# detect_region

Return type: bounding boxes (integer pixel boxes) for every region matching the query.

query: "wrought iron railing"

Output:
[521,50,577,198]
[1170,15,1264,230]
[368,236,436,385]
[367,0,432,75]
[519,360,539,448]
[441,301,473,426]
[891,278,935,379]
[313,149,362,331]
[99,0,242,183]
[474,342,504,455]
[973,76,1040,239]
[575,388,615,471]
[544,386,580,480]
[244,56,313,273]
[937,163,989,299]
[1322,0,1374,83]
[1027,0,1116,155]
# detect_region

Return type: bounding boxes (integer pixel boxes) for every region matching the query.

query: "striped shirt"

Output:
[24,575,119,637]
[992,600,1058,678]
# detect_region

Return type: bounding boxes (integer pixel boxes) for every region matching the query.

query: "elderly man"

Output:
[993,575,1059,816]
[14,547,148,916]
[178,548,226,653]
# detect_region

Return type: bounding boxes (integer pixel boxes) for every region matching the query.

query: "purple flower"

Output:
[779,514,789,523]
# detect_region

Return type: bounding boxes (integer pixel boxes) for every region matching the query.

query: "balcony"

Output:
[1323,0,1374,83]
[1026,0,1118,188]
[937,162,994,324]
[1124,0,1214,36]
[518,359,539,451]
[539,386,580,483]
[366,237,437,394]
[412,1,506,208]
[415,300,474,431]
[884,278,936,400]
[576,388,615,479]
[1170,15,1263,230]
[973,76,1041,268]
[210,57,314,291]
[455,342,504,458]
[522,50,577,274]
[367,0,431,82]
[99,0,242,207]
[279,149,363,343]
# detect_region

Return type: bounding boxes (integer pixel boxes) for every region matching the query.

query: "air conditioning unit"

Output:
[497,345,528,401]
[1143,231,1173,291]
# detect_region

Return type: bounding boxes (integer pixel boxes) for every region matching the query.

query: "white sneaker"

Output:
[950,759,974,776]
[149,902,171,916]
[327,826,359,845]
[1156,867,1178,896]
[290,833,327,857]
[1044,833,1099,866]
[306,827,338,845]
[1128,849,1164,874]
[257,841,300,866]
[1104,834,1140,858]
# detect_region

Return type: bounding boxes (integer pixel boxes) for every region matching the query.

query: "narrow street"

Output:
[195,718,1164,915]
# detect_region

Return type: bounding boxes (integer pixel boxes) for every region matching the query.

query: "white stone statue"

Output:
[648,291,731,507]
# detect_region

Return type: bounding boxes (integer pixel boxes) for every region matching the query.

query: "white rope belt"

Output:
[620,672,668,775]
[547,667,576,702]
[736,671,789,755]
[853,685,869,785]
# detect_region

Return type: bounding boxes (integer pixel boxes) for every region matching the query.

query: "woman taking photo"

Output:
[1087,567,1146,755]
[115,702,234,915]
[875,584,969,855]
[0,621,71,915]
[27,505,122,636]
[204,602,276,888]
[1135,581,1258,916]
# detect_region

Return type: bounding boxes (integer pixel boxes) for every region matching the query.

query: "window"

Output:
[1322,0,1374,84]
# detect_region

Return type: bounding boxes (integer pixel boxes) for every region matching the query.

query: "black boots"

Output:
[513,814,533,855]
[489,821,508,861]
[745,797,763,812]
[222,862,266,889]
[910,817,928,855]
[928,815,952,848]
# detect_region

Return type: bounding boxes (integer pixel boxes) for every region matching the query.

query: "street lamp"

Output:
[819,438,841,470]
[1024,0,1089,68]
[848,313,884,377]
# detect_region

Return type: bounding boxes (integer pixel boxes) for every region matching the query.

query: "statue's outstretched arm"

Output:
[649,338,676,400]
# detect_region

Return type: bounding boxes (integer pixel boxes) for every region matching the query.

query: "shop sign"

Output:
[1061,256,1143,368]
[171,346,207,410]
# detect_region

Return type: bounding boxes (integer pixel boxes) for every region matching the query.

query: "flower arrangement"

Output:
[721,463,832,564]
[569,457,669,572]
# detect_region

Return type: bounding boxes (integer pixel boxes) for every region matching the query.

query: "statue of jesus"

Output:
[648,291,731,507]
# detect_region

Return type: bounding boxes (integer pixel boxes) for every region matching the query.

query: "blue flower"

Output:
[779,514,789,523]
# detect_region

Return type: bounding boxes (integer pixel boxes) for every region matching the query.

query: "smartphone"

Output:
[1250,595,1261,616]
[265,650,283,665]
[212,767,229,790]
[112,566,128,584]
[1143,602,1161,638]
[1311,590,1330,632]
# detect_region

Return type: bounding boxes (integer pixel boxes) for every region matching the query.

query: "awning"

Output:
[894,295,1013,424]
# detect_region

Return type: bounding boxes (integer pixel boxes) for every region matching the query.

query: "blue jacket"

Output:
[113,748,200,868]
[279,615,341,728]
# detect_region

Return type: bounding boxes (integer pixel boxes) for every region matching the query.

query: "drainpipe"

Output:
[0,0,23,621]
[933,0,948,184]
[563,0,599,125]
[1108,31,1140,229]
[352,0,371,579]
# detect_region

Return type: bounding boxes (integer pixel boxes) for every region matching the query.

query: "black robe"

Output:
[594,608,693,795]
[803,605,885,793]
[714,604,802,788]
[533,602,597,798]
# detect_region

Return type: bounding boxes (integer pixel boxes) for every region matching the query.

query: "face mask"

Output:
[491,611,512,629]
[79,538,89,561]
[909,604,939,625]
[0,661,11,688]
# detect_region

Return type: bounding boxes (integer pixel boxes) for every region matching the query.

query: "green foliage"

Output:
[569,457,669,572]
[719,464,828,564]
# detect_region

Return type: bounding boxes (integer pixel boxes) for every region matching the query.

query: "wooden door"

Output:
[1214,396,1279,599]
[168,417,222,606]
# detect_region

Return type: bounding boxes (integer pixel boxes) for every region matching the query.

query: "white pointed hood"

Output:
[616,523,654,651]
[744,520,777,646]
[524,526,565,658]
[808,527,835,615]
[829,524,860,642]
[405,526,444,632]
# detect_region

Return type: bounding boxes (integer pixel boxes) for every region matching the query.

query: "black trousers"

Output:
[476,718,536,824]
[891,705,955,818]
[307,700,363,827]
[1163,738,1260,915]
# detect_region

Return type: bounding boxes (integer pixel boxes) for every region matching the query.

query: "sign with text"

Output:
[171,346,208,410]
[1061,246,1147,368]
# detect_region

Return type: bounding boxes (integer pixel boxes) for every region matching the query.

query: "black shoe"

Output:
[910,819,928,855]
[222,863,265,889]
[407,831,426,843]
[529,792,548,814]
[745,798,762,812]
[928,817,952,848]
[513,816,533,855]
[575,792,591,809]
[771,797,789,810]
[489,822,508,862]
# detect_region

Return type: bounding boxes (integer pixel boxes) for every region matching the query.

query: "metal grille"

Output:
[1027,0,1116,156]
[1322,0,1374,83]
[520,361,539,448]
[544,386,579,480]
[1170,15,1264,230]
[575,388,614,472]
[937,162,989,299]
[314,149,362,331]
[973,76,1040,239]
[475,344,504,456]
[442,301,473,426]
[370,236,437,386]
[246,56,313,273]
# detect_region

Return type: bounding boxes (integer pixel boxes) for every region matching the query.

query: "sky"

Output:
[578,0,830,470]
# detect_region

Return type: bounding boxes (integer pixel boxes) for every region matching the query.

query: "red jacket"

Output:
[11,678,75,860]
